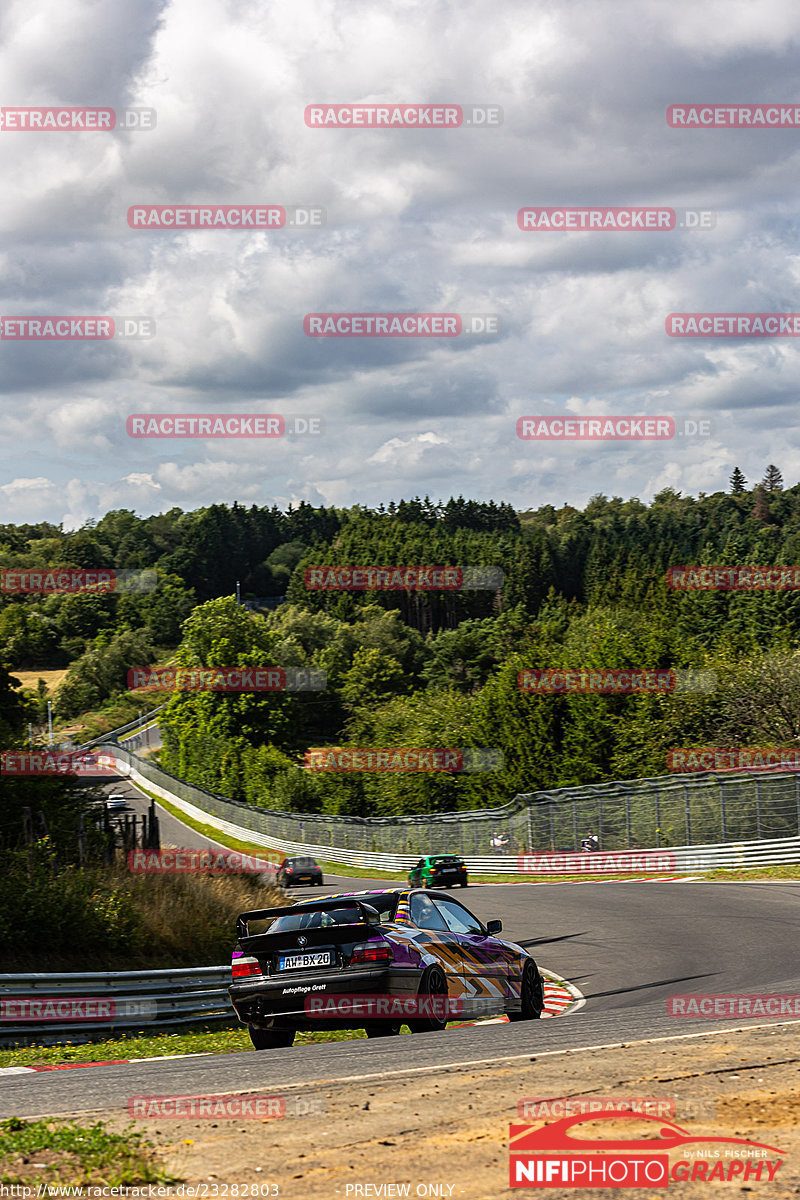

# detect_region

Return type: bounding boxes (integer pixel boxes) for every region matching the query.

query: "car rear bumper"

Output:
[229,966,423,1028]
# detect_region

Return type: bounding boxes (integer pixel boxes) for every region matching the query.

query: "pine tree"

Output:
[730,467,747,494]
[762,464,784,493]
[752,484,771,523]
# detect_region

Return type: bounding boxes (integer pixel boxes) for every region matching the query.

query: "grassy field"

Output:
[9,667,69,693]
[0,1024,365,1070]
[0,1116,173,1186]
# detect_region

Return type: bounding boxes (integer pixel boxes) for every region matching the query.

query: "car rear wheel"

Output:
[509,962,544,1021]
[408,966,449,1033]
[248,1025,296,1049]
[460,881,468,888]
[365,1021,402,1037]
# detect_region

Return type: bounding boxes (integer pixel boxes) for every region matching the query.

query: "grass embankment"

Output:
[0,1117,172,1187]
[704,864,800,880]
[0,1025,364,1069]
[0,853,281,972]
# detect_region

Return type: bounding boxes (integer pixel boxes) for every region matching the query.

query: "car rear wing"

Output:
[236,897,382,941]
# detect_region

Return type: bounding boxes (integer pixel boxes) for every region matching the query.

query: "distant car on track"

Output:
[229,886,544,1049]
[408,854,468,889]
[278,856,324,888]
[105,794,127,811]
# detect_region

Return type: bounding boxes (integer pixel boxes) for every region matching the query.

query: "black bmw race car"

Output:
[229,887,544,1049]
[278,856,323,887]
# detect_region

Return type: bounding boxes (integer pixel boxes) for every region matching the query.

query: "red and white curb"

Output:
[0,1052,212,1074]
[442,970,584,1028]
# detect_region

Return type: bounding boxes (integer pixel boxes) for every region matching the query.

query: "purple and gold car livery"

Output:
[229,887,544,1050]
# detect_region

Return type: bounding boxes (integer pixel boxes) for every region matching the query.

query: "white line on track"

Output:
[16,1018,800,1121]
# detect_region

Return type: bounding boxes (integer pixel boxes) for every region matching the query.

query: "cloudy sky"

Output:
[2,0,800,528]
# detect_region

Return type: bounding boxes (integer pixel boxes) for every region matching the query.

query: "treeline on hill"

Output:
[4,470,800,819]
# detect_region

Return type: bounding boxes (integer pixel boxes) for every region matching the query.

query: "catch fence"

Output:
[107,742,800,859]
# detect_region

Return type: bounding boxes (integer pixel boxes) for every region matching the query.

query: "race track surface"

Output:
[6,779,796,1119]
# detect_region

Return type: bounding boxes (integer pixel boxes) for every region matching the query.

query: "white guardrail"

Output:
[105,746,800,874]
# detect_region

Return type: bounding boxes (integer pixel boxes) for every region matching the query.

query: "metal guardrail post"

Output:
[625,791,632,848]
[654,787,661,847]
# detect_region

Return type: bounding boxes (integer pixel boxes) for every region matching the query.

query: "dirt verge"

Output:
[100,1022,800,1198]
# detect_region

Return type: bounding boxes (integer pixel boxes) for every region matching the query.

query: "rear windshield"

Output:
[432,856,463,864]
[269,892,400,932]
[268,907,361,932]
[287,857,318,868]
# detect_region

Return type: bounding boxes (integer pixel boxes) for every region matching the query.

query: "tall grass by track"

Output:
[0,851,281,972]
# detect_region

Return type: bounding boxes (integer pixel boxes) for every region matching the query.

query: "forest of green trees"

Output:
[3,467,800,822]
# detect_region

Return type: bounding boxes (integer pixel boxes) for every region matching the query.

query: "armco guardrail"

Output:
[103,744,800,873]
[79,706,165,751]
[0,966,234,1046]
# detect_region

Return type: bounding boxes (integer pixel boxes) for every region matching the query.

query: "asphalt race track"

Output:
[3,780,798,1118]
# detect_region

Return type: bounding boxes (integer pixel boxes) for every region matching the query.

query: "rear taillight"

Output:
[351,941,394,965]
[232,956,263,979]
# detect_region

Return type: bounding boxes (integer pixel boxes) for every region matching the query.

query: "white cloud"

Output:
[2,0,800,523]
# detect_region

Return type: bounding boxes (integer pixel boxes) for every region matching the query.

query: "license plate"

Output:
[278,950,333,971]
[442,868,457,873]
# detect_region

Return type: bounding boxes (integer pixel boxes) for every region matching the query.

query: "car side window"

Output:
[410,892,449,931]
[434,898,485,935]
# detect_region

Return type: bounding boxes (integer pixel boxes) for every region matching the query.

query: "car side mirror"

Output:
[486,919,502,934]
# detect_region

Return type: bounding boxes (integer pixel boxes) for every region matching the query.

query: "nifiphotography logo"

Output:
[509,1108,785,1188]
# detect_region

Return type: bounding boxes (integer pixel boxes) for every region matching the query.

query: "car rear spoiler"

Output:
[236,897,381,941]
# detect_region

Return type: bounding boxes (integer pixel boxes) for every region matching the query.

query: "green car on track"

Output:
[408,854,468,889]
